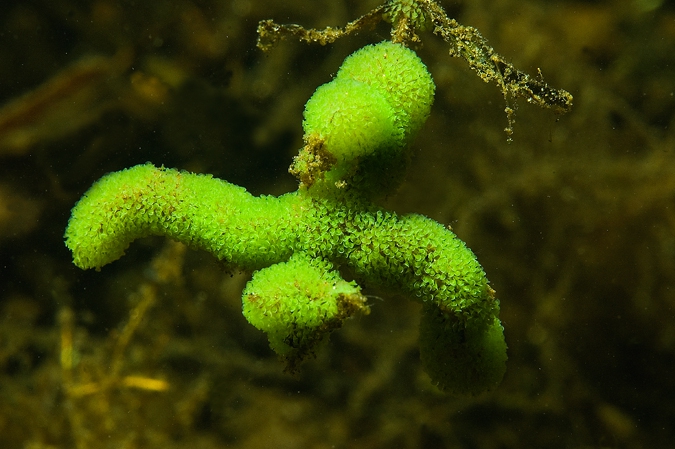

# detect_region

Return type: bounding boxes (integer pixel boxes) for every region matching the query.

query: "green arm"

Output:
[65,164,492,321]
[65,163,506,394]
[65,41,507,395]
[64,163,297,271]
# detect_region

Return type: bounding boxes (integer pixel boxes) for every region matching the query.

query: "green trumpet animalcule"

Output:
[65,41,507,395]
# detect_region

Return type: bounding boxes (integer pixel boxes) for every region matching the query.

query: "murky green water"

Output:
[0,0,673,447]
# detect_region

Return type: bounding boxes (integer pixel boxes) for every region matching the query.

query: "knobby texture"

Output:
[65,42,506,395]
[1,0,671,446]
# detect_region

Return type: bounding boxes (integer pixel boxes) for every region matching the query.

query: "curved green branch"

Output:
[65,41,507,395]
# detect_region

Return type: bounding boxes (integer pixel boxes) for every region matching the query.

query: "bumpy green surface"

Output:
[242,253,368,369]
[299,42,435,195]
[65,41,506,394]
[303,41,434,152]
[64,163,295,271]
[303,78,400,161]
[335,41,435,141]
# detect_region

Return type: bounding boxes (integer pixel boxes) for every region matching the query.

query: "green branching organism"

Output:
[62,0,572,395]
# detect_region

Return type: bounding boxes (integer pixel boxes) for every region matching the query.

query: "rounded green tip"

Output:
[241,253,369,370]
[302,78,402,162]
[419,304,507,395]
[337,41,435,141]
[301,41,435,173]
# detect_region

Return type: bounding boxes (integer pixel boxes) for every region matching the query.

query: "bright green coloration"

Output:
[335,41,435,141]
[65,41,507,395]
[303,78,401,161]
[242,253,369,370]
[303,41,434,153]
[64,163,296,271]
[298,42,435,196]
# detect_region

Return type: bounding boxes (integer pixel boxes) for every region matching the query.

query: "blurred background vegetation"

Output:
[1,0,674,447]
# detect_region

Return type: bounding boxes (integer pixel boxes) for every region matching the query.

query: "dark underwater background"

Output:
[0,0,673,447]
